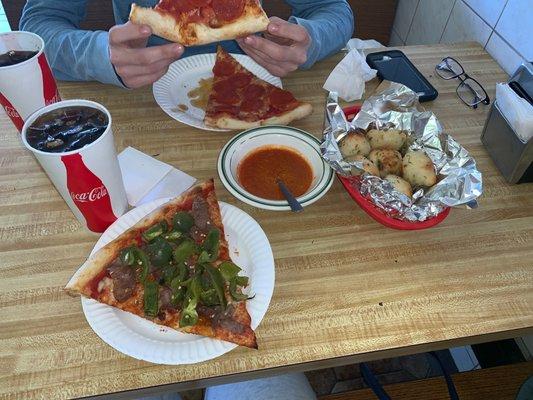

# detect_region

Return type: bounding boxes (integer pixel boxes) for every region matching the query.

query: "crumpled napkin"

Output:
[323,48,378,102]
[118,147,196,207]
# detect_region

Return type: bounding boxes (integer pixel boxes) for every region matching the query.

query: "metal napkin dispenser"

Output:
[481,63,533,184]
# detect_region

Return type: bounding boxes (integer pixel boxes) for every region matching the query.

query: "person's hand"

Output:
[109,22,184,88]
[237,17,311,77]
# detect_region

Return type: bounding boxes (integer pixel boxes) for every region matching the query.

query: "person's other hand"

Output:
[237,17,311,77]
[109,22,184,88]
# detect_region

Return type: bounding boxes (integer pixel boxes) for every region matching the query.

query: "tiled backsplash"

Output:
[0,0,9,33]
[390,0,531,76]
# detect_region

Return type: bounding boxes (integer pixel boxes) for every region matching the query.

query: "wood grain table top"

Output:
[1,42,532,399]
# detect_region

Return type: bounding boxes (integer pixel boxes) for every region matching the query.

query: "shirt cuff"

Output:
[95,31,127,88]
[288,16,319,70]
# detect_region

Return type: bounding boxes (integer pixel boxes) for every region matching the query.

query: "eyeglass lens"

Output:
[457,78,487,106]
[436,58,464,79]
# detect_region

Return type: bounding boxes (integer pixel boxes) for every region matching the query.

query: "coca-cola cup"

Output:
[21,99,128,233]
[0,31,61,132]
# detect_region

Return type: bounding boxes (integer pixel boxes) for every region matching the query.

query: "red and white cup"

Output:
[0,31,60,132]
[21,100,129,233]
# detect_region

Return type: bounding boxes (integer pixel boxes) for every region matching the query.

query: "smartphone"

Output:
[366,50,438,102]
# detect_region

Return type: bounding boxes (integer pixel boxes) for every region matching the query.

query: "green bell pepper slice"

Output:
[202,228,220,260]
[120,246,136,266]
[172,240,197,264]
[173,212,194,233]
[164,230,183,241]
[200,288,220,306]
[218,261,241,281]
[205,264,227,308]
[179,276,201,327]
[147,237,173,267]
[142,220,168,242]
[229,277,249,302]
[143,281,159,317]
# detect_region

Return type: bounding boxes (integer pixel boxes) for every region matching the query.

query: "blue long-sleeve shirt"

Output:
[20,0,354,87]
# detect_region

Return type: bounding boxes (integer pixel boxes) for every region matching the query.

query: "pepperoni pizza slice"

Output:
[129,0,269,46]
[205,47,313,129]
[65,180,257,349]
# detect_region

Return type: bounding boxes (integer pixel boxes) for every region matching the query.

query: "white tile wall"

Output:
[495,0,533,60]
[441,0,492,46]
[390,0,530,76]
[485,32,526,74]
[391,0,419,42]
[405,0,455,45]
[463,0,507,27]
[0,0,10,33]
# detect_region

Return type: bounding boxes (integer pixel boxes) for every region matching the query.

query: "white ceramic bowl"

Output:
[218,126,334,211]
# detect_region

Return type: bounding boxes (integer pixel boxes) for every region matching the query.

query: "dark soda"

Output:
[0,50,38,67]
[26,106,108,153]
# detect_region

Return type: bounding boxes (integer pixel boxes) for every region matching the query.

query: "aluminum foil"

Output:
[321,83,483,222]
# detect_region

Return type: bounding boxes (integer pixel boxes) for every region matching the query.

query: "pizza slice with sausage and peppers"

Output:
[65,180,257,349]
[205,47,313,129]
[129,0,270,46]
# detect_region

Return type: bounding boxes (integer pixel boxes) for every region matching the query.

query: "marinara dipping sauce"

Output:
[237,145,313,201]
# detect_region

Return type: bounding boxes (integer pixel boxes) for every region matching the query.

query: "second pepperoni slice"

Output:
[211,0,245,22]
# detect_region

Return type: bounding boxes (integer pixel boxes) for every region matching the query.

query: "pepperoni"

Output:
[157,0,212,25]
[213,59,235,77]
[243,84,266,100]
[230,73,252,88]
[214,91,240,105]
[240,97,263,112]
[269,88,298,111]
[156,0,195,14]
[212,0,245,22]
[213,78,234,94]
[212,78,239,104]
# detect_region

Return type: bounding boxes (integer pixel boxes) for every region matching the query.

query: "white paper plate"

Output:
[218,126,335,211]
[81,199,275,365]
[153,53,283,132]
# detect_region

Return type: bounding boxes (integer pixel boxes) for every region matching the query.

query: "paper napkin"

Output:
[323,49,378,102]
[118,147,196,207]
[495,83,533,143]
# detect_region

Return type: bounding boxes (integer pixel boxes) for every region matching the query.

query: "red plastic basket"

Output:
[337,105,450,230]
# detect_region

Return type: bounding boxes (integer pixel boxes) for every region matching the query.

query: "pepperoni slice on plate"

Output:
[243,84,266,100]
[213,59,235,77]
[214,91,240,105]
[240,97,264,113]
[212,0,245,22]
[212,79,239,105]
[229,73,252,88]
[269,88,297,110]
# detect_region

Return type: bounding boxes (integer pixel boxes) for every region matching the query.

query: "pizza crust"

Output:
[205,102,313,130]
[130,4,181,43]
[129,3,269,46]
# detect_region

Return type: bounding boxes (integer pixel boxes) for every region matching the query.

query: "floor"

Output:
[304,351,457,396]
[0,1,9,33]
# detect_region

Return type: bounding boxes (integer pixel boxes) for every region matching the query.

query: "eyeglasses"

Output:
[435,57,490,109]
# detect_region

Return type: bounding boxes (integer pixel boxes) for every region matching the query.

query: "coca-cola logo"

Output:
[4,105,21,119]
[45,93,61,105]
[70,185,108,202]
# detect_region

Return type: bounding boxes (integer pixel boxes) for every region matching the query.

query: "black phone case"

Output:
[366,50,438,102]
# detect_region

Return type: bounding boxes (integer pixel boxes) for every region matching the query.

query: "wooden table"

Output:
[1,42,532,399]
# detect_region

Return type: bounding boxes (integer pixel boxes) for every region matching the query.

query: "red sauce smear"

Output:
[87,269,109,299]
[237,146,313,201]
